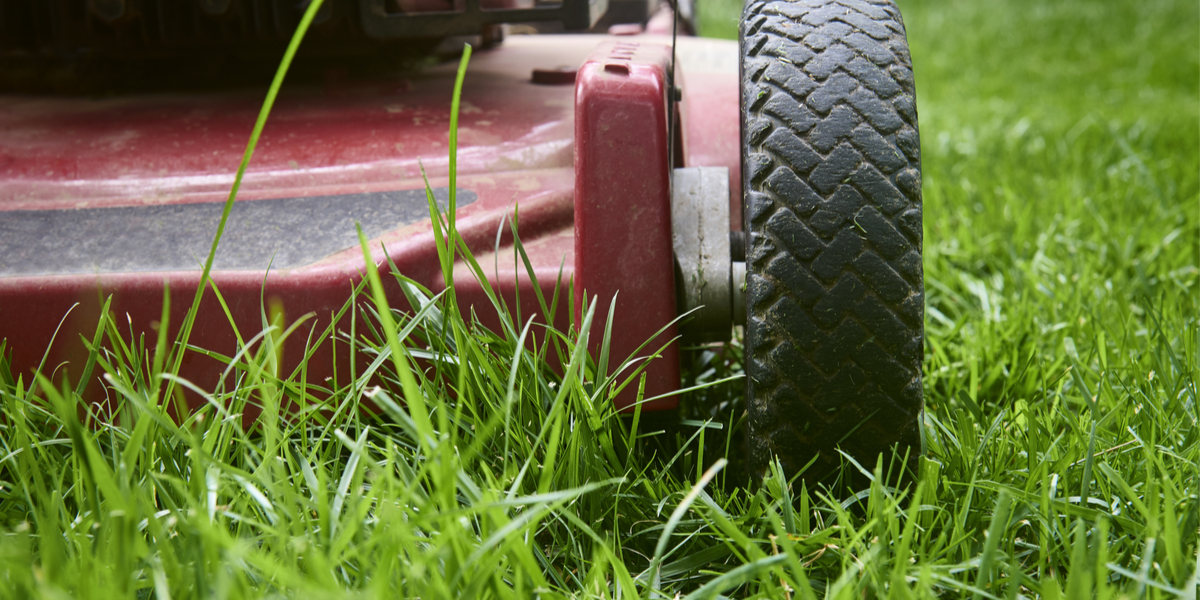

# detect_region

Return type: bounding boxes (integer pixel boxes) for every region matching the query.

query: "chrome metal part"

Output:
[672,166,733,343]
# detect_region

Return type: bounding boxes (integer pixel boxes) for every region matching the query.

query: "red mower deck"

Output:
[0,35,739,414]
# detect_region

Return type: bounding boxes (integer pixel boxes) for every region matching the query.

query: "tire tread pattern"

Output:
[741,0,924,480]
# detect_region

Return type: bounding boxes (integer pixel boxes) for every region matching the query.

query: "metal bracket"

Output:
[672,167,744,343]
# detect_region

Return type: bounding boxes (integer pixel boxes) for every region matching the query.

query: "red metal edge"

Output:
[573,40,680,412]
[0,171,576,423]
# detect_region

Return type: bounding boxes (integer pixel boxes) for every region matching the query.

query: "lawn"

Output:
[1,0,1197,598]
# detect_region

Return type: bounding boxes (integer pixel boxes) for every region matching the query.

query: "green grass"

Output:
[2,0,1198,597]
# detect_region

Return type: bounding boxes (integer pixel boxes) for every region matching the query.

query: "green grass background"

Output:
[1,0,1197,598]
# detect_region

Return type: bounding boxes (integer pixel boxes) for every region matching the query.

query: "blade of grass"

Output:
[163,0,328,405]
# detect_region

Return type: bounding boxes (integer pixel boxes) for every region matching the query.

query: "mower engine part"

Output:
[360,0,607,39]
[0,0,608,57]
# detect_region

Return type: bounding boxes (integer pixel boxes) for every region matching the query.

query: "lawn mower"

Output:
[0,0,924,483]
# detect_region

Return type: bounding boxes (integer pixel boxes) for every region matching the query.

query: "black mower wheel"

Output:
[740,0,924,483]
